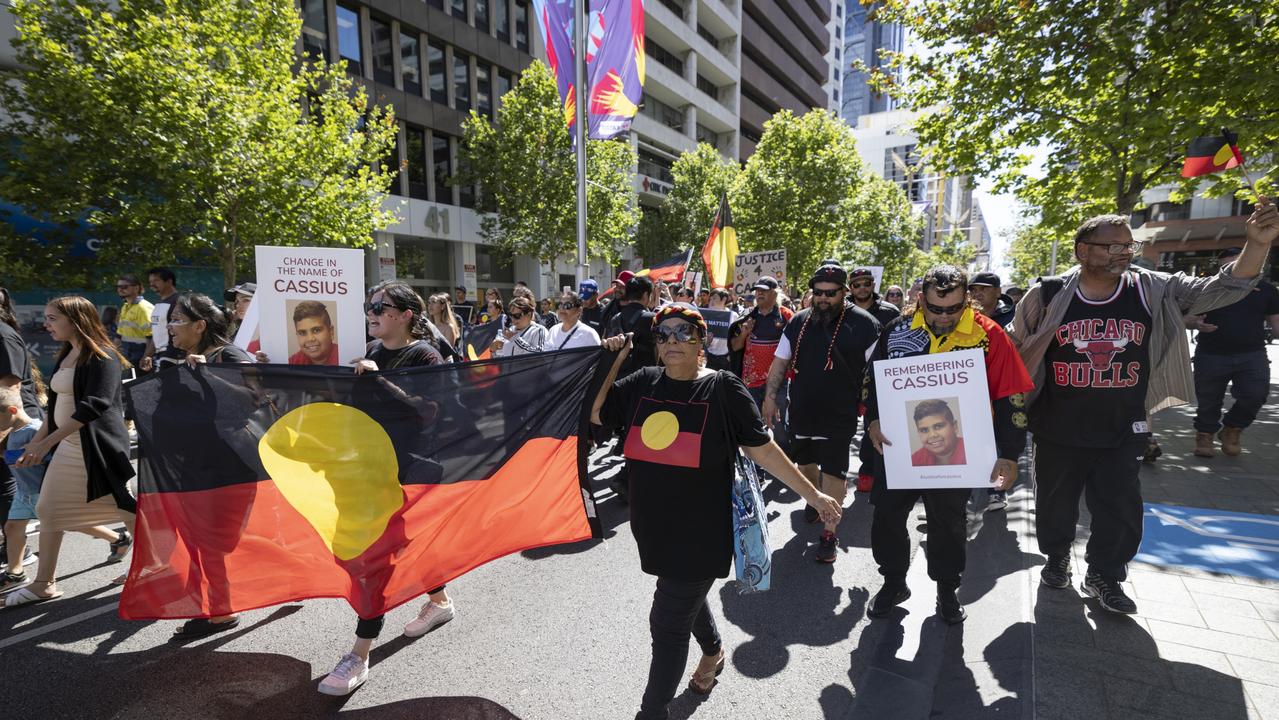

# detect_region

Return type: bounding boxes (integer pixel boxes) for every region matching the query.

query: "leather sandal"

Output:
[687,650,726,695]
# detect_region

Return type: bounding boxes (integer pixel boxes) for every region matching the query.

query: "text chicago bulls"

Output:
[1051,318,1147,388]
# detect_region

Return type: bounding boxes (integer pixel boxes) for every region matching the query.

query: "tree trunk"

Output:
[220,237,237,287]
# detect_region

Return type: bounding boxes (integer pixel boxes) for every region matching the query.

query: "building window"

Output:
[639,94,684,132]
[697,24,716,45]
[406,125,429,200]
[476,62,493,117]
[696,75,716,97]
[637,148,674,184]
[427,40,447,104]
[400,32,422,95]
[453,51,472,112]
[433,133,454,205]
[496,69,512,107]
[695,124,716,145]
[475,0,490,32]
[644,38,684,75]
[301,0,328,61]
[495,0,510,41]
[389,130,404,196]
[514,1,529,51]
[370,18,395,85]
[884,145,924,201]
[452,0,468,20]
[427,0,444,9]
[476,245,515,283]
[657,0,683,18]
[336,4,362,76]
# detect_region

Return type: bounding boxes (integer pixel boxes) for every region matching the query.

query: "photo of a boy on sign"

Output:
[287,299,340,365]
[908,398,965,467]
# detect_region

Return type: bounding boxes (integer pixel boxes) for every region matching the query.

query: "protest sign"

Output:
[733,250,787,295]
[700,309,733,342]
[452,304,474,325]
[254,246,366,367]
[871,349,996,490]
[864,266,884,292]
[233,293,261,352]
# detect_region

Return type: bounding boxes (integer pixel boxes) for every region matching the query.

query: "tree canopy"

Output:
[865,0,1279,236]
[458,60,638,269]
[0,0,399,288]
[1004,221,1068,287]
[657,143,739,260]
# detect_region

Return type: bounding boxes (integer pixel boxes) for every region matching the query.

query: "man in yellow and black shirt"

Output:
[114,273,153,368]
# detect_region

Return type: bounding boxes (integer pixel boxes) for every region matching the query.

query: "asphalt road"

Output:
[1,446,914,720]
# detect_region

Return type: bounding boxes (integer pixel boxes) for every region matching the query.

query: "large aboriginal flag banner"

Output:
[119,348,604,620]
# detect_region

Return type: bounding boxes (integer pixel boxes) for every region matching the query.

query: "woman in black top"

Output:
[319,281,449,696]
[591,303,842,720]
[7,296,136,608]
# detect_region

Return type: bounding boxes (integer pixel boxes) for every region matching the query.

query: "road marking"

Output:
[0,603,118,651]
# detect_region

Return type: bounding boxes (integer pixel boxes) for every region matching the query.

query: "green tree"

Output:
[926,233,978,269]
[845,172,924,290]
[1004,221,1068,287]
[0,0,399,288]
[658,143,740,260]
[458,60,638,268]
[864,0,1279,236]
[733,109,871,283]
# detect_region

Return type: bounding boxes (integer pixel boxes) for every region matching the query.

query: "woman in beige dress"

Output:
[6,296,137,608]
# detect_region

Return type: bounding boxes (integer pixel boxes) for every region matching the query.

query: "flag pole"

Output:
[573,0,589,284]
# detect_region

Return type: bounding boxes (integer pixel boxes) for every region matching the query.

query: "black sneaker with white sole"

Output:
[1081,571,1137,614]
[1040,554,1071,589]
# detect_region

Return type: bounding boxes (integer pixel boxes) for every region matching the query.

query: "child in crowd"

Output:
[1,381,46,593]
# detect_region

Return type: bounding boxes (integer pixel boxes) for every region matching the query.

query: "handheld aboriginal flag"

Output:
[635,248,694,283]
[1181,129,1245,178]
[120,348,604,620]
[701,193,738,289]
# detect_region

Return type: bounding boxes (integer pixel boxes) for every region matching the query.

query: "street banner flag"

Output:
[1182,129,1245,178]
[463,318,503,361]
[636,248,693,283]
[533,0,645,139]
[119,349,604,620]
[701,194,738,288]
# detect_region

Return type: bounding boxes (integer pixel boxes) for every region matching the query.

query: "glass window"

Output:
[695,124,716,145]
[638,94,683,132]
[433,133,454,205]
[427,0,444,9]
[697,24,716,45]
[336,4,362,75]
[301,0,328,61]
[495,0,510,41]
[389,130,404,196]
[696,75,716,97]
[496,69,512,107]
[406,125,429,200]
[370,18,395,85]
[476,246,515,283]
[427,40,447,104]
[475,0,490,32]
[476,62,492,118]
[401,31,421,95]
[452,0,467,20]
[514,1,529,51]
[644,38,684,75]
[453,51,471,112]
[658,0,683,18]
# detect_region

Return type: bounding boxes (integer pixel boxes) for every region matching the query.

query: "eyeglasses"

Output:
[811,288,842,298]
[851,280,874,289]
[654,324,701,345]
[364,300,401,315]
[1080,241,1143,256]
[557,302,580,310]
[924,300,966,316]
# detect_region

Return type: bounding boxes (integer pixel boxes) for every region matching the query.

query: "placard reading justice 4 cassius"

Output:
[872,349,997,490]
[254,246,366,367]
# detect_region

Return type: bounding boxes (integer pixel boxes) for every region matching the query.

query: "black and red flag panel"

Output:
[622,396,709,468]
[120,347,604,620]
[1182,130,1244,178]
[635,248,694,283]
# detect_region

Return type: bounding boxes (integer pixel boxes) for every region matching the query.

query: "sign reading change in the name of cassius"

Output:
[254,246,366,367]
[872,349,996,490]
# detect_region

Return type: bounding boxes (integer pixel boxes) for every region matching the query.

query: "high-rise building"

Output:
[837,1,902,128]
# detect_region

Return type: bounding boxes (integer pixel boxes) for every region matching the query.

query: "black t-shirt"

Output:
[0,322,42,420]
[600,367,770,581]
[581,305,605,335]
[858,297,900,326]
[606,303,656,377]
[779,303,881,436]
[365,339,444,369]
[1030,273,1151,447]
[208,345,253,364]
[1195,281,1279,355]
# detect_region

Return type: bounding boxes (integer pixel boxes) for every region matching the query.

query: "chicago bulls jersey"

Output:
[1029,272,1152,447]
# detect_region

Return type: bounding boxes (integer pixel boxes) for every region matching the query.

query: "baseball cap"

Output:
[223,282,257,302]
[969,272,1001,288]
[849,268,875,281]
[809,263,848,289]
[752,276,779,291]
[579,279,599,300]
[616,270,635,284]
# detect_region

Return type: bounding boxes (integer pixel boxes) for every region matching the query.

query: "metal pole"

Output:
[1049,237,1059,275]
[573,0,589,284]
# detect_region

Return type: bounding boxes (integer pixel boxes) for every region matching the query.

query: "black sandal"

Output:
[172,617,241,639]
[107,530,133,564]
[1142,440,1162,463]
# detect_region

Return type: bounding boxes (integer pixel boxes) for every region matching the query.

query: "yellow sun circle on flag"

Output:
[640,411,680,451]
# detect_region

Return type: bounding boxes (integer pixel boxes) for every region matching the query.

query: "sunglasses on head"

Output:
[811,288,842,298]
[364,300,401,315]
[654,323,701,344]
[925,300,966,315]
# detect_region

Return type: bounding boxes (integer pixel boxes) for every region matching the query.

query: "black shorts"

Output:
[790,435,854,480]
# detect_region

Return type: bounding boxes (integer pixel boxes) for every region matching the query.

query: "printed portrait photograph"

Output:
[906,397,966,467]
[284,298,341,366]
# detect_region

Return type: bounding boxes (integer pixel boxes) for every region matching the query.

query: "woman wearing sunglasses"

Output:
[547,292,601,351]
[491,296,548,358]
[319,281,453,696]
[591,303,842,720]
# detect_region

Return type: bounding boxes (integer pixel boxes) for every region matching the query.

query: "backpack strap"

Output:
[1039,275,1065,307]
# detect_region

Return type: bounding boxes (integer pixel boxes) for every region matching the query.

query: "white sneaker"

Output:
[403,600,455,638]
[318,652,368,696]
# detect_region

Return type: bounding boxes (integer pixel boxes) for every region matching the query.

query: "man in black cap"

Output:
[729,275,794,413]
[968,272,1016,329]
[849,268,900,326]
[761,262,881,564]
[1185,247,1279,458]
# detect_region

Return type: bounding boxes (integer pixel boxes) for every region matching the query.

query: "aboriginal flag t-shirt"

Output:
[599,367,771,581]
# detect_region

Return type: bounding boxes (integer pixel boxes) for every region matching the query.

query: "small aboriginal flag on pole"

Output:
[1181,129,1245,178]
[701,193,738,289]
[635,248,694,283]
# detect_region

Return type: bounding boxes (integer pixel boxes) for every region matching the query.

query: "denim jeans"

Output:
[1192,350,1271,433]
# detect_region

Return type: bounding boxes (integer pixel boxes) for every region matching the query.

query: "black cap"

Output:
[454,285,467,292]
[969,272,1001,288]
[752,276,779,291]
[809,263,848,289]
[223,282,257,301]
[849,267,875,280]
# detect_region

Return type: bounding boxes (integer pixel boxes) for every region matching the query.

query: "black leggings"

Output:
[636,577,722,720]
[354,585,446,639]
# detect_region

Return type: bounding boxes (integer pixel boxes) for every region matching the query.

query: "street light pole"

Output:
[573,0,589,284]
